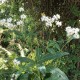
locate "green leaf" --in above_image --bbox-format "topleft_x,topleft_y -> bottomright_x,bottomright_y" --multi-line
48,40 -> 60,51
16,57 -> 35,63
17,73 -> 29,80
67,20 -> 76,26
36,48 -> 42,60
70,5 -> 80,17
46,68 -> 69,80
38,52 -> 69,63
47,48 -> 56,54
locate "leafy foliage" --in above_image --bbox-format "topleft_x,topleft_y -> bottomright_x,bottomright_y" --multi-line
0,0 -> 80,80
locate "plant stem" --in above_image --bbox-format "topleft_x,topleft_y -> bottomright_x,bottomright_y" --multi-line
61,38 -> 72,51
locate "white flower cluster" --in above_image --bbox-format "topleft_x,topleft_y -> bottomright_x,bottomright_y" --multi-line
66,26 -> 80,39
0,18 -> 16,29
0,0 -> 7,5
16,20 -> 23,26
19,7 -> 24,12
15,7 -> 26,26
13,59 -> 20,65
41,14 -> 62,27
20,14 -> 26,19
19,7 -> 26,20
11,73 -> 20,80
0,5 -> 27,29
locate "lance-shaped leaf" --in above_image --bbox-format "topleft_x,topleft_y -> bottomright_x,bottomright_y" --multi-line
36,48 -> 42,60
46,68 -> 69,80
16,57 -> 35,63
38,52 -> 69,64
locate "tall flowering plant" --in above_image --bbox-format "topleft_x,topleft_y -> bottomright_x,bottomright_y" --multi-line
0,0 -> 80,80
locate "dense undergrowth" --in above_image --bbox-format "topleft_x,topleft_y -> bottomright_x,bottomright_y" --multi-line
0,0 -> 80,80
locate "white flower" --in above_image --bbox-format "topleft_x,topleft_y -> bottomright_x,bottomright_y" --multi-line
1,19 -> 6,22
41,14 -> 62,29
0,18 -> 16,29
0,19 -> 6,26
41,15 -> 49,22
52,15 -> 58,21
66,26 -> 80,39
5,23 -> 14,28
13,59 -> 20,65
45,22 -> 52,27
19,7 -> 24,12
65,26 -> 71,31
11,73 -> 20,80
73,33 -> 79,39
47,18 -> 52,22
66,26 -> 74,36
74,28 -> 79,33
11,73 -> 15,78
52,14 -> 60,21
51,17 -> 55,23
67,30 -> 74,37
55,21 -> 62,27
41,16 -> 53,27
7,17 -> 12,23
16,20 -> 23,25
20,14 -> 26,19
0,0 -> 7,4
56,14 -> 60,19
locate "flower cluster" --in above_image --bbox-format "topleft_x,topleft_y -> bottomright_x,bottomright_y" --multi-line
11,73 -> 20,80
20,14 -> 26,20
0,18 -> 16,29
0,6 -> 27,29
0,0 -> 7,5
65,26 -> 80,39
19,7 -> 26,20
16,20 -> 23,26
19,7 -> 24,12
15,7 -> 26,26
41,14 -> 62,28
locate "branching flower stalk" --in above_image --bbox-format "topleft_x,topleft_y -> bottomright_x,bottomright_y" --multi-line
61,37 -> 73,51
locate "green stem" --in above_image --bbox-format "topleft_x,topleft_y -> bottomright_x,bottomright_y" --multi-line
61,38 -> 72,51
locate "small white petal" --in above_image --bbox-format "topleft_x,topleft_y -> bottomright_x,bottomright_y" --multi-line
20,14 -> 26,19
56,21 -> 62,27
73,33 -> 79,39
19,7 -> 24,12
